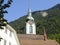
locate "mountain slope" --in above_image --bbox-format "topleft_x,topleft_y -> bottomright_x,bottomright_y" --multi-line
9,4 -> 60,34
9,4 -> 60,43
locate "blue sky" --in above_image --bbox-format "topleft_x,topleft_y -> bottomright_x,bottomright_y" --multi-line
4,0 -> 60,22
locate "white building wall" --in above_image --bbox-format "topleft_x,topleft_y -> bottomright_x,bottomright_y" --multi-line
0,26 -> 20,45
26,23 -> 36,34
26,23 -> 30,34
32,23 -> 36,34
0,39 -> 4,45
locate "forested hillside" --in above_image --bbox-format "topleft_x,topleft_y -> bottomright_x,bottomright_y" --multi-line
9,4 -> 60,43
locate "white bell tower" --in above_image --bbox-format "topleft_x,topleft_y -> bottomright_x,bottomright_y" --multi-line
26,0 -> 36,34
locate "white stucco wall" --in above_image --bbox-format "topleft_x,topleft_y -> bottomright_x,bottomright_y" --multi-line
0,25 -> 20,45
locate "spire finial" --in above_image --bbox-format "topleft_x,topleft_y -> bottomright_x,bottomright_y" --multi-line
28,0 -> 32,17
28,0 -> 30,11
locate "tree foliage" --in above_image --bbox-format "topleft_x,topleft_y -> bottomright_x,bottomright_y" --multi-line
0,0 -> 13,29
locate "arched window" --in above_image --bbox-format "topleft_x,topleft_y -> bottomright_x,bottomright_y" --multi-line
29,25 -> 33,33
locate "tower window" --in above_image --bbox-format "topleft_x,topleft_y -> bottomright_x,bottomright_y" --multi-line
4,40 -> 6,45
10,31 -> 12,37
29,25 -> 33,33
9,42 -> 11,45
5,27 -> 7,34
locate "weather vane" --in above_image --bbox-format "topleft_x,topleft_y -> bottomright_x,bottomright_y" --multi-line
0,0 -> 13,29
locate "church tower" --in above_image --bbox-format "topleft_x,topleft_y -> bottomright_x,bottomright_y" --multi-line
26,0 -> 36,34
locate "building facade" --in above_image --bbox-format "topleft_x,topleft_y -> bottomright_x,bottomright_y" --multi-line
0,24 -> 20,45
26,9 -> 36,34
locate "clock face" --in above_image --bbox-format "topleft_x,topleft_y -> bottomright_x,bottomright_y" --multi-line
28,20 -> 33,25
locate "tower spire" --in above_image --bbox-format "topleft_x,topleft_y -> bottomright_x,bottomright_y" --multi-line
28,0 -> 32,17
26,0 -> 36,34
